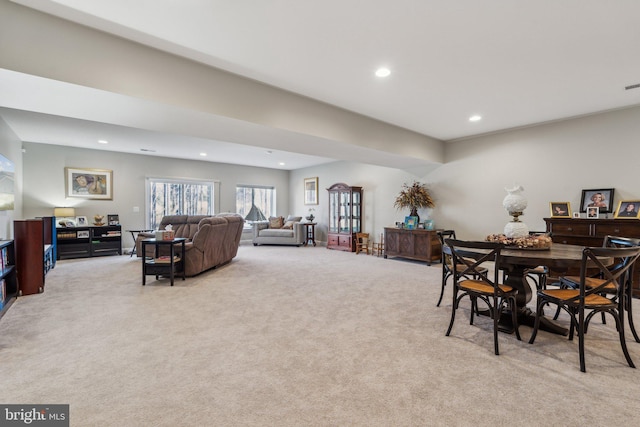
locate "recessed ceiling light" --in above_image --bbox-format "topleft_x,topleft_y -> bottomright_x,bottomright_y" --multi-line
375,67 -> 391,78
279,162 -> 285,166
199,152 -> 207,157
98,139 -> 108,144
469,115 -> 482,122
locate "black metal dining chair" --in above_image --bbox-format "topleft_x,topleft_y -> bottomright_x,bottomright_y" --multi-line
436,230 -> 488,307
556,235 -> 640,342
444,238 -> 521,355
529,245 -> 640,372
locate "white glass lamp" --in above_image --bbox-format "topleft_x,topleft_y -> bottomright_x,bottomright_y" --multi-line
503,185 -> 529,238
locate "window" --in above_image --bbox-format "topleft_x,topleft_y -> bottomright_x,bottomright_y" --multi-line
146,178 -> 214,229
236,185 -> 275,222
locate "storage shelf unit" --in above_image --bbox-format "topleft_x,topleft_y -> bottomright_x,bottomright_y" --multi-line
57,225 -> 122,259
0,240 -> 18,319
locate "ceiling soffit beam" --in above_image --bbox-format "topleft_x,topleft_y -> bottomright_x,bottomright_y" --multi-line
0,0 -> 444,166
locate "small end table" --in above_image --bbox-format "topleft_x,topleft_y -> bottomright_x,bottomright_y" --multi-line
141,237 -> 187,286
302,222 -> 317,246
127,229 -> 153,257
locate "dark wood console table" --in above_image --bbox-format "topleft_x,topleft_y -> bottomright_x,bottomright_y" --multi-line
384,227 -> 441,265
545,217 -> 640,297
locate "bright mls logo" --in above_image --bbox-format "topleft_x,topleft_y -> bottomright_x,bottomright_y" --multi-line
1,405 -> 69,426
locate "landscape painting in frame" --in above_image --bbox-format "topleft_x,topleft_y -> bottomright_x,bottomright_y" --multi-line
0,153 -> 15,211
65,167 -> 113,200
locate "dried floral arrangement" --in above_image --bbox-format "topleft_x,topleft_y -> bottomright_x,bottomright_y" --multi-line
486,233 -> 553,250
393,181 -> 435,211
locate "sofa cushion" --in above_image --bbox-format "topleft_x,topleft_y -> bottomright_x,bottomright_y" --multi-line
269,216 -> 284,229
283,216 -> 302,229
259,228 -> 294,238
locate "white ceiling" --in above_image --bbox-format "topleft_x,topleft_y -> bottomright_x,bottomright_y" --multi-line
3,0 -> 640,170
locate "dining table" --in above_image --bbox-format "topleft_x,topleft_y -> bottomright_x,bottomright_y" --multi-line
449,242 -> 614,336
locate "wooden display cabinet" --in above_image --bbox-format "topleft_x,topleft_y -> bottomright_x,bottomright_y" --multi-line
327,183 -> 363,252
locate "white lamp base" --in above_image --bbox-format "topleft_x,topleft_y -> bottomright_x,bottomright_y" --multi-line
504,221 -> 529,239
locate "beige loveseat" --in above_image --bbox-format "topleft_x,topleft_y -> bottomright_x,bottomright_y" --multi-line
252,215 -> 304,246
136,213 -> 244,276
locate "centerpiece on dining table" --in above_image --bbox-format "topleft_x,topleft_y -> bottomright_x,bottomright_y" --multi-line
485,184 -> 552,250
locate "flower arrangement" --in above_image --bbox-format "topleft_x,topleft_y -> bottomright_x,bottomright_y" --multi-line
486,233 -> 552,249
394,181 -> 435,214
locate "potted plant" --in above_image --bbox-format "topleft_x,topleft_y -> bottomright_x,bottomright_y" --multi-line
394,181 -> 435,223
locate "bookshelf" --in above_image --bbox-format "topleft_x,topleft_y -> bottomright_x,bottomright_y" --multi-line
0,240 -> 17,319
57,225 -> 122,259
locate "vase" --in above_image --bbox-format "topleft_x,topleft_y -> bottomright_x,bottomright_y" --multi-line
409,207 -> 420,223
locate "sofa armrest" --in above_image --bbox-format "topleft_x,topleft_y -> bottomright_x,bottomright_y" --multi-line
191,224 -> 211,250
252,221 -> 269,238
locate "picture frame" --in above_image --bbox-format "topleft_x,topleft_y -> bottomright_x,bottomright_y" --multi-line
424,219 -> 434,230
572,212 -> 580,219
75,216 -> 88,226
77,230 -> 90,239
65,167 -> 113,200
613,200 -> 640,219
580,188 -> 614,213
404,215 -> 418,230
550,202 -> 571,218
587,206 -> 599,219
108,214 -> 120,225
304,177 -> 318,205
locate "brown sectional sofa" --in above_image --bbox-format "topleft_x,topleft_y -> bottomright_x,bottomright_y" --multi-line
135,213 -> 244,276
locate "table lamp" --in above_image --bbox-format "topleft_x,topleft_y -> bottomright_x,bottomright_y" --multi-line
54,207 -> 76,227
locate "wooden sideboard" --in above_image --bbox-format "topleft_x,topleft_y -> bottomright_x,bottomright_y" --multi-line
384,227 -> 441,265
544,217 -> 640,297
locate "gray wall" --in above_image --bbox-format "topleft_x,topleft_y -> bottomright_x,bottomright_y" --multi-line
0,117 -> 23,239
290,105 -> 640,243
15,104 -> 640,249
22,142 -> 290,249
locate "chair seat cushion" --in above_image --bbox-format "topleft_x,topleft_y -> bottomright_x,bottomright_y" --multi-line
540,289 -> 613,306
459,279 -> 513,295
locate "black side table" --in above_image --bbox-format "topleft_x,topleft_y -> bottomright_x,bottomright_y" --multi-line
302,222 -> 317,246
127,229 -> 153,257
141,237 -> 187,286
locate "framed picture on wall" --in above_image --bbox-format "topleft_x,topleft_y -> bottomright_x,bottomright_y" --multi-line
580,188 -> 614,213
550,202 -> 571,218
65,167 -> 113,200
304,177 -> 318,205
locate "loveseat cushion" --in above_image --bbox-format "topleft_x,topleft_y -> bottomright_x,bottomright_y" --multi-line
269,216 -> 284,228
283,216 -> 302,229
259,228 -> 295,238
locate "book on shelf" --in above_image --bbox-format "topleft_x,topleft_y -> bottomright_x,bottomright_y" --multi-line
0,279 -> 5,306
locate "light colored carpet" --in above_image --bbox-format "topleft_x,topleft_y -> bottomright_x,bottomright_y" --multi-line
1,244 -> 639,426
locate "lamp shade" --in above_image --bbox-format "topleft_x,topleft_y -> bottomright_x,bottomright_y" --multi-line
54,207 -> 76,218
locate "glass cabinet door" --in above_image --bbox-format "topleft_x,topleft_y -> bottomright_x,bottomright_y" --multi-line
340,191 -> 351,233
329,191 -> 339,232
352,191 -> 361,233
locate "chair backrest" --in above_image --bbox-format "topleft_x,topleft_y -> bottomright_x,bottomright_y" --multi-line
577,246 -> 640,300
444,238 -> 504,294
437,230 -> 456,265
437,230 -> 456,246
603,235 -> 640,248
